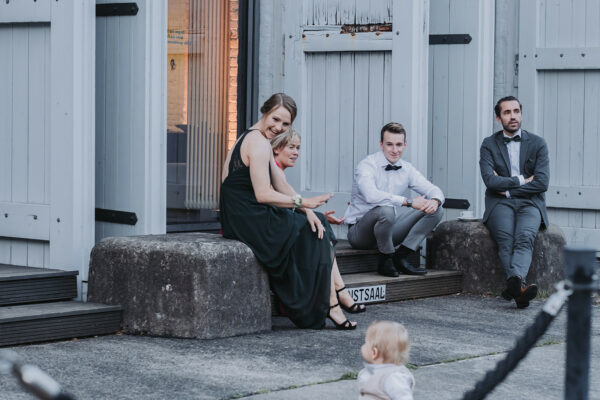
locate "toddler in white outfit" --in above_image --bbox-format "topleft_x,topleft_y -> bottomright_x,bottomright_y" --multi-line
358,321 -> 415,400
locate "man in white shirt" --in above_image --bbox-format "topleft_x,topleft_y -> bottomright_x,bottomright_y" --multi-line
344,123 -> 444,277
479,96 -> 549,308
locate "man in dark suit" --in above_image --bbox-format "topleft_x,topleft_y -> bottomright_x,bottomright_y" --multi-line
479,96 -> 549,308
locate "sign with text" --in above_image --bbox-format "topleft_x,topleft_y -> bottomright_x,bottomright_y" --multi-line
347,285 -> 386,304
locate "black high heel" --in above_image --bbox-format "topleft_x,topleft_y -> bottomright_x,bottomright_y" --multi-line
336,286 -> 366,314
328,303 -> 357,330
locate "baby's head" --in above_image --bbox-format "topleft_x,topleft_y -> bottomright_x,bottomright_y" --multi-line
361,321 -> 410,366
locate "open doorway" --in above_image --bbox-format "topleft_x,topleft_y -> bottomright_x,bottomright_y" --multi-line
166,0 -> 239,232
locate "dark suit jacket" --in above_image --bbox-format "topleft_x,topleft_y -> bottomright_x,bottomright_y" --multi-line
479,130 -> 550,228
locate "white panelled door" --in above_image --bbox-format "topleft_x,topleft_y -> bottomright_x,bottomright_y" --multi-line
0,2 -> 95,291
519,0 -> 600,247
281,0 -> 429,238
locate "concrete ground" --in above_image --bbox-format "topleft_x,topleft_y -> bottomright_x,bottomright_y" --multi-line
1,294 -> 599,400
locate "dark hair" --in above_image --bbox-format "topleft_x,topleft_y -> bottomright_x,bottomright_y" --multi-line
260,93 -> 298,123
494,96 -> 522,118
380,122 -> 406,142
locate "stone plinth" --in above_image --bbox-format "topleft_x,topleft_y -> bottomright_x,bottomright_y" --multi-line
88,233 -> 271,339
428,221 -> 566,294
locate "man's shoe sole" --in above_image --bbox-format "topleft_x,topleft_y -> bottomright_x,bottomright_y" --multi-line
378,269 -> 399,277
515,284 -> 538,309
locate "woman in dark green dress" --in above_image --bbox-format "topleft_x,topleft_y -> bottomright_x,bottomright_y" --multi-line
220,93 -> 364,329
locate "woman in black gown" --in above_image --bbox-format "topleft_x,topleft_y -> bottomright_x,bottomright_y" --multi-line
220,93 -> 364,329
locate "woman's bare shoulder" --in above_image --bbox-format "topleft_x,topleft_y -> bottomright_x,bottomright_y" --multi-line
242,130 -> 271,153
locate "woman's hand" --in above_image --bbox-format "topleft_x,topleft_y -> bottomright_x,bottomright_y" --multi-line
302,193 -> 333,209
324,210 -> 345,225
305,210 -> 325,239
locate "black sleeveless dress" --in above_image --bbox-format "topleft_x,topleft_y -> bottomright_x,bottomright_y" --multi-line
220,130 -> 336,329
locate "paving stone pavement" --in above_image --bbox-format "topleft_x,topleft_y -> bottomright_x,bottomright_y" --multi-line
1,294 -> 599,399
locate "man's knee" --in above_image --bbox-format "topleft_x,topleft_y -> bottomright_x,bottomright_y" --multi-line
433,206 -> 444,222
374,206 -> 395,223
514,228 -> 538,248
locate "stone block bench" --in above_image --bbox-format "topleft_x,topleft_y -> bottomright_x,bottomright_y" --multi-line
428,220 -> 566,295
87,233 -> 271,339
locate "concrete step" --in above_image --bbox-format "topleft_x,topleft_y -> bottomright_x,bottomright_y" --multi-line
272,269 -> 462,315
342,270 -> 463,304
0,301 -> 122,347
0,264 -> 78,306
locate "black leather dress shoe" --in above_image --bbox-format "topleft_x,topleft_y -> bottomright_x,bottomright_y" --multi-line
506,276 -> 522,299
515,284 -> 538,309
377,255 -> 399,277
395,257 -> 427,275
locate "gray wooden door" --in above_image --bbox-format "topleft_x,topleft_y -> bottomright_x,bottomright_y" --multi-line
519,0 -> 600,247
0,2 -> 95,288
427,0 -> 495,221
281,0 -> 429,237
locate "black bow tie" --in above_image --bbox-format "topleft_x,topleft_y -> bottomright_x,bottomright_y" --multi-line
503,135 -> 521,144
385,164 -> 402,171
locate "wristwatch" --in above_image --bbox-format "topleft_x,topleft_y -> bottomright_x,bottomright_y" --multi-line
405,200 -> 412,208
292,194 -> 303,210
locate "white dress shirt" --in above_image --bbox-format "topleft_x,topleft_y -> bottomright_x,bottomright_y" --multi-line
504,129 -> 525,198
344,151 -> 445,224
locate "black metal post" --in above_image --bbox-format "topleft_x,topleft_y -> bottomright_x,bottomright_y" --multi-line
564,247 -> 597,400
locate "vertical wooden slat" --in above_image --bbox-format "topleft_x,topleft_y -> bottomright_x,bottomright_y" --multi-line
94,17 -> 106,242
353,53 -> 369,168
446,3 -> 465,203
27,27 -> 45,205
338,0 -> 355,25
567,72 -> 584,228
0,25 -> 13,203
382,51 -> 391,124
585,0 -> 600,46
313,0 -> 327,26
459,0 -> 478,221
572,0 -> 586,47
117,16 -> 132,213
12,25 -> 28,203
309,54 -> 326,190
367,52 -> 384,153
325,53 -> 340,192
326,0 -> 340,25
338,52 -> 354,192
10,25 -> 29,266
582,72 -> 600,187
304,0 -> 314,26
355,0 -> 369,25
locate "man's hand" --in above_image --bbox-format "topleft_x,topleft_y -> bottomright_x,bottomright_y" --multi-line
324,211 -> 345,225
411,196 -> 438,215
525,175 -> 534,183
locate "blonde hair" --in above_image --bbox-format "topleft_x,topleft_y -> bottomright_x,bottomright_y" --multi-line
270,128 -> 301,153
366,321 -> 410,365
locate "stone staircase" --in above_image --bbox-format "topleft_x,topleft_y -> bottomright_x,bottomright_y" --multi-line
0,264 -> 122,347
273,240 -> 463,314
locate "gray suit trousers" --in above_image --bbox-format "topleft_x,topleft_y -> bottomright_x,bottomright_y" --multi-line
485,198 -> 542,282
347,205 -> 444,254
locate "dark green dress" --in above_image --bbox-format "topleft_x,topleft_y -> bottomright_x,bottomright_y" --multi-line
220,130 -> 336,329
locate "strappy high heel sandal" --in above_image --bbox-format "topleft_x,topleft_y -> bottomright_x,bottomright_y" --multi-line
328,303 -> 357,330
336,286 -> 366,314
